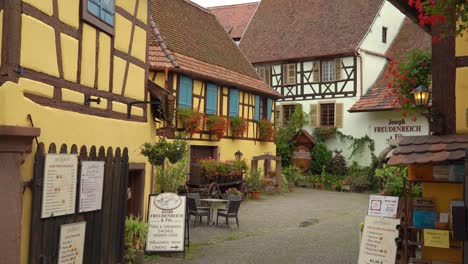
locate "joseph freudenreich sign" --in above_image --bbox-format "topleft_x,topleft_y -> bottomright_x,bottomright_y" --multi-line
146,193 -> 187,252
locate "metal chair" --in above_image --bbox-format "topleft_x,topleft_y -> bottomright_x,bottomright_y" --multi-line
188,192 -> 210,211
216,200 -> 241,228
187,197 -> 210,224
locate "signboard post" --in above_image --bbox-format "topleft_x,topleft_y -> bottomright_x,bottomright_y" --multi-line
146,193 -> 188,254
78,161 -> 105,213
358,216 -> 400,264
57,221 -> 86,264
41,154 -> 78,218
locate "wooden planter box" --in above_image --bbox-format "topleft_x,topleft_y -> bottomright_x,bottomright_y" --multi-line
408,165 -> 433,181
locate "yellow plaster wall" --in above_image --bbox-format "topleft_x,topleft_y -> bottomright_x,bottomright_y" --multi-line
23,0 -> 53,16
91,98 -> 107,110
154,72 -> 166,89
136,0 -> 148,23
98,33 -> 111,91
131,26 -> 147,62
113,101 -> 128,114
57,0 -> 79,29
114,14 -> 132,52
20,14 -> 59,77
60,33 -> 79,82
422,183 -> 463,263
124,63 -> 145,101
456,32 -> 468,133
61,88 -> 84,104
80,24 -> 97,88
0,82 -> 154,264
456,32 -> 468,57
19,78 -> 54,98
113,56 -> 126,95
116,0 -> 136,14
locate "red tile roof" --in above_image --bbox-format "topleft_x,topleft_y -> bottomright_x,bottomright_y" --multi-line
208,2 -> 259,39
349,18 -> 431,113
149,0 -> 281,99
387,134 -> 468,165
239,0 -> 384,64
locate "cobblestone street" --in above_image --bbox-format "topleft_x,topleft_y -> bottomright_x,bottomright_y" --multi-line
146,188 -> 370,264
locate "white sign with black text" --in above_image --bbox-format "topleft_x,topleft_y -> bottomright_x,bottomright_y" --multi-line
146,193 -> 186,253
368,195 -> 399,218
79,161 -> 105,213
58,221 -> 86,264
41,154 -> 78,218
358,216 -> 400,264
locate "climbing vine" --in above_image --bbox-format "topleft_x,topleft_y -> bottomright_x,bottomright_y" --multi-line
313,128 -> 376,159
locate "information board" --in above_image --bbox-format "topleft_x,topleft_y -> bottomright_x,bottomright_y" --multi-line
367,195 -> 399,218
358,216 -> 400,264
146,193 -> 187,253
423,229 -> 450,248
41,154 -> 78,218
79,161 -> 105,213
58,221 -> 86,264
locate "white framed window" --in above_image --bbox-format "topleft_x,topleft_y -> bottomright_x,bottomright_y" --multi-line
282,63 -> 296,85
322,60 -> 335,82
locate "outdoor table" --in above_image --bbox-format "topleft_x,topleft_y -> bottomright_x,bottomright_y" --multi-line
200,198 -> 228,225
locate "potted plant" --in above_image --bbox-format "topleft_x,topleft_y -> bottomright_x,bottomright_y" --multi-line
246,168 -> 263,200
153,154 -> 188,193
206,115 -> 227,140
177,109 -> 203,135
124,216 -> 148,264
283,166 -> 305,190
141,137 -> 187,166
226,187 -> 242,201
230,160 -> 248,181
258,119 -> 274,141
262,177 -> 275,193
230,116 -> 247,137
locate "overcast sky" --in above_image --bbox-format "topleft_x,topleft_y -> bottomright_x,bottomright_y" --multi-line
190,0 -> 258,7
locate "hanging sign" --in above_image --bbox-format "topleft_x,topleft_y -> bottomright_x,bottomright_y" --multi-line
358,216 -> 400,264
423,229 -> 450,248
78,161 -> 105,213
146,193 -> 187,253
41,154 -> 78,218
57,221 -> 86,264
367,195 -> 399,218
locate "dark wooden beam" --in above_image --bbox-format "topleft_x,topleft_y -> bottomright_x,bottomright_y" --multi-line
456,56 -> 468,68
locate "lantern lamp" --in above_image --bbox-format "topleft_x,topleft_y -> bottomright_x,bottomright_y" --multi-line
234,150 -> 243,161
411,85 -> 430,107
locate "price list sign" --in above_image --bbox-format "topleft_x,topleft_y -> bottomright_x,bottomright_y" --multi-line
358,216 -> 400,264
58,222 -> 86,264
41,154 -> 78,218
146,193 -> 187,253
79,161 -> 105,213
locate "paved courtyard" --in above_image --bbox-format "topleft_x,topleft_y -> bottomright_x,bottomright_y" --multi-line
146,188 -> 370,264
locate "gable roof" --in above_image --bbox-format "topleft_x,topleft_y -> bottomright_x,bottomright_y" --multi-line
349,18 -> 431,112
208,2 -> 259,40
239,0 -> 384,64
149,0 -> 281,99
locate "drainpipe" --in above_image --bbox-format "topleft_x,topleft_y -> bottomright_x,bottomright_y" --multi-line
355,50 -> 364,97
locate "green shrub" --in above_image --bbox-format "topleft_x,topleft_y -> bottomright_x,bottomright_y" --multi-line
283,166 -> 305,186
329,150 -> 347,176
281,174 -> 289,193
153,154 -> 188,193
310,142 -> 332,174
345,161 -> 372,192
246,168 -> 263,192
124,216 -> 148,263
376,164 -> 421,197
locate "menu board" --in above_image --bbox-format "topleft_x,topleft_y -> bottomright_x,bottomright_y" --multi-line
41,154 -> 78,218
368,195 -> 399,218
358,216 -> 400,264
79,161 -> 105,213
58,222 -> 86,264
146,193 -> 186,253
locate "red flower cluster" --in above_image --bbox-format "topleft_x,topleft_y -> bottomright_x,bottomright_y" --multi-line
206,116 -> 227,140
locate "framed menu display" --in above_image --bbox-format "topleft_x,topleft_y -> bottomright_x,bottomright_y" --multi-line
78,161 -> 105,213
58,222 -> 86,264
41,154 -> 78,218
358,216 -> 400,264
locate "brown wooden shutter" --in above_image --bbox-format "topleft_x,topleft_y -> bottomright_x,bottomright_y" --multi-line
282,64 -> 287,85
335,59 -> 341,80
266,67 -> 271,86
310,104 -> 319,127
288,64 -> 296,84
335,103 -> 344,128
276,105 -> 284,128
313,61 -> 320,82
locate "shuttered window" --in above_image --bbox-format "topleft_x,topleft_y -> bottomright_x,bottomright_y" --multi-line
322,60 -> 335,82
258,67 -> 271,86
282,64 -> 296,85
87,0 -> 115,26
254,95 -> 260,121
310,102 -> 344,128
205,83 -> 218,115
228,89 -> 239,117
178,76 -> 192,109
283,105 -> 295,126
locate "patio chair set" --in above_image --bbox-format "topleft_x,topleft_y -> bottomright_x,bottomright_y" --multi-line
187,193 -> 241,227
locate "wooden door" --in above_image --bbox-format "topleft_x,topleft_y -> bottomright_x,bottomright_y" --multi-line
189,146 -> 217,185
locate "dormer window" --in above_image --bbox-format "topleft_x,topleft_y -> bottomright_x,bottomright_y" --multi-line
382,27 -> 388,43
82,0 -> 115,35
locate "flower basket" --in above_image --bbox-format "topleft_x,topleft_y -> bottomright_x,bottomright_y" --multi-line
141,138 -> 187,166
177,109 -> 203,134
206,115 -> 227,140
230,116 -> 247,138
258,119 -> 274,141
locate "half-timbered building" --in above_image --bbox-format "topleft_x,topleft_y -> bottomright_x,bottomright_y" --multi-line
148,0 -> 281,177
0,0 -> 153,262
238,0 -> 429,164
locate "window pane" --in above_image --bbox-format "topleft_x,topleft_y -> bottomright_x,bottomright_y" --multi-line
102,11 -> 114,26
102,0 -> 115,12
88,0 -> 100,17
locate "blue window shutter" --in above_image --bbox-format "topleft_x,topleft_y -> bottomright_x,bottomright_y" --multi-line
229,89 -> 239,117
266,99 -> 272,121
254,95 -> 260,121
206,83 -> 218,115
178,76 -> 192,109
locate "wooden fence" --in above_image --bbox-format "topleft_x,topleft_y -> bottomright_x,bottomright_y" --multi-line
29,143 -> 129,264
